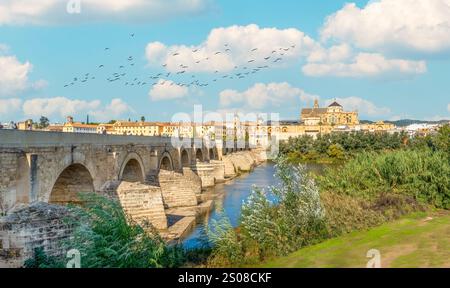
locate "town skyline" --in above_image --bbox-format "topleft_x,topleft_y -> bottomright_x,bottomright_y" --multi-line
1,0 -> 450,123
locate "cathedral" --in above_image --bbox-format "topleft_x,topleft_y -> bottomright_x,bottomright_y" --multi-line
301,99 -> 359,126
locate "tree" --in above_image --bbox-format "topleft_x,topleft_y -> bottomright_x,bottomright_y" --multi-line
140,116 -> 146,122
38,116 -> 49,129
327,144 -> 345,160
433,124 -> 450,155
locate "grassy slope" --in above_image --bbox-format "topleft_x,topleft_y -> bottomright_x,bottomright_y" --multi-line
261,211 -> 450,268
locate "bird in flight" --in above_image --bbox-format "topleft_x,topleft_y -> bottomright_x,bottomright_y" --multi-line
248,60 -> 255,63
130,33 -> 135,37
251,48 -> 258,52
173,52 -> 180,56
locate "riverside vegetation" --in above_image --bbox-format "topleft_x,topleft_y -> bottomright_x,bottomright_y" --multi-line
203,125 -> 449,267
25,125 -> 449,268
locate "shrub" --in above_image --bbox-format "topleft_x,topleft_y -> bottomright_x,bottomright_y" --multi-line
60,193 -> 185,268
318,148 -> 450,209
205,213 -> 246,267
206,157 -> 328,266
24,247 -> 65,268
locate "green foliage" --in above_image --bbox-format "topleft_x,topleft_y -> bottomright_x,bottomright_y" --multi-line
24,248 -> 65,268
433,124 -> 450,155
280,131 -> 407,163
206,213 -> 245,267
318,149 -> 450,209
38,116 -> 50,129
61,193 -> 185,268
327,144 -> 345,160
206,157 -> 327,266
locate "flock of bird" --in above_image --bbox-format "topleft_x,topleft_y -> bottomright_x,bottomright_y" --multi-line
63,33 -> 296,89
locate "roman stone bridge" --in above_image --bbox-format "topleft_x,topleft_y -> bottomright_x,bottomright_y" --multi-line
0,129 -> 267,267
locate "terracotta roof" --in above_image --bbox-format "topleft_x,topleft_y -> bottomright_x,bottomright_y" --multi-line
301,108 -> 328,118
65,123 -> 98,129
114,122 -> 163,127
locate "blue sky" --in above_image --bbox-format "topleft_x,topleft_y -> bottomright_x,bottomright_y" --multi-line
0,0 -> 449,123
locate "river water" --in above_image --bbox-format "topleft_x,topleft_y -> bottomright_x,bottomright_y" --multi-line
182,162 -> 278,248
182,162 -> 327,248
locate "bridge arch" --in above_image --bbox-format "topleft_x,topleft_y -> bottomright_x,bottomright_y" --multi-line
180,149 -> 190,168
160,152 -> 174,171
49,163 -> 94,205
119,153 -> 145,183
195,148 -> 204,162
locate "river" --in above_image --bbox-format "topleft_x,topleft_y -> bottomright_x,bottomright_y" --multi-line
182,162 -> 327,249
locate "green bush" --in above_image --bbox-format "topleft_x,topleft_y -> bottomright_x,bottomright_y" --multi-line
24,247 -> 65,268
318,148 -> 450,209
60,193 -> 185,268
206,157 -> 328,266
280,131 -> 407,163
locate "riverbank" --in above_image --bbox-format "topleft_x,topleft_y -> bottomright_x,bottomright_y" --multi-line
259,211 -> 450,268
161,149 -> 269,244
182,161 -> 277,248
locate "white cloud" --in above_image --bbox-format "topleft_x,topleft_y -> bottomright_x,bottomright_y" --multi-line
423,115 -> 450,121
0,98 -> 22,117
302,52 -> 427,77
93,98 -> 134,121
0,55 -> 32,96
148,79 -> 189,101
31,79 -> 49,90
321,0 -> 450,54
0,0 -> 211,25
22,97 -> 133,121
324,97 -> 391,116
219,82 -> 318,110
0,43 -> 9,54
146,24 -> 318,73
307,43 -> 352,63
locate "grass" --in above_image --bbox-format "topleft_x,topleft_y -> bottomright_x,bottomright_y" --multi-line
260,211 -> 450,268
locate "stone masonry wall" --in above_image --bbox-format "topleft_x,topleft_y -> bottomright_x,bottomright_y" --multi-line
182,168 -> 203,195
0,152 -> 19,215
0,202 -> 72,268
115,182 -> 168,230
191,163 -> 215,189
159,171 -> 199,208
222,156 -> 237,178
210,160 -> 225,183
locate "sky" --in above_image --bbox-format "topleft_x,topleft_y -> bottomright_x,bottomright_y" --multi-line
0,0 -> 449,123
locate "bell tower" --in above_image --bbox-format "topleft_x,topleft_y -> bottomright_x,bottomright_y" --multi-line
313,99 -> 319,109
